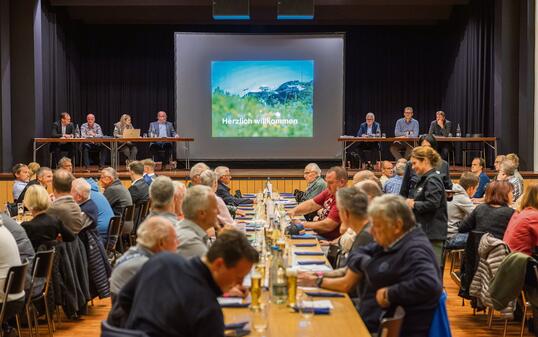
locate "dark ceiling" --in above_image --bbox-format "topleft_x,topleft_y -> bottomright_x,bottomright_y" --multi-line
49,0 -> 470,25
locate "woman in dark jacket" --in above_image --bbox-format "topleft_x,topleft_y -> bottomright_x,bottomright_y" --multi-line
405,146 -> 448,264
21,184 -> 75,250
400,134 -> 452,198
458,180 -> 514,239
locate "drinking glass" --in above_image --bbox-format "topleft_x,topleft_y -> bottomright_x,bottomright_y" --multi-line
382,133 -> 386,138
252,301 -> 269,336
17,203 -> 24,221
142,133 -> 147,138
297,292 -> 314,325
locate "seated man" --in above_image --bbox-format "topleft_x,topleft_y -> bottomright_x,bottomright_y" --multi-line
110,230 -> 258,337
471,157 -> 490,198
100,167 -> 133,216
215,166 -> 253,206
497,160 -> 523,201
389,106 -> 419,160
353,112 -> 381,168
348,194 -> 442,335
146,176 -> 180,228
47,169 -> 83,234
86,178 -> 114,243
51,112 -> 75,165
12,163 -> 30,201
379,161 -> 393,187
383,161 -> 406,195
16,166 -> 53,204
141,158 -> 157,185
148,111 -> 178,165
295,163 -> 326,221
506,153 -> 524,192
176,185 -> 218,258
428,110 -> 452,159
127,161 -> 149,205
288,166 -> 348,241
80,113 -> 107,169
57,156 -> 73,173
189,162 -> 210,186
71,178 -> 99,232
109,216 -> 177,298
446,172 -> 478,248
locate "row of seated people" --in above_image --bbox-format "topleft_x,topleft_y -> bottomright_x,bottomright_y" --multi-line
50,111 -> 180,169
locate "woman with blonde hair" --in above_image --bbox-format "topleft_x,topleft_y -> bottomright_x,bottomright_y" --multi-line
113,114 -> 138,162
405,146 -> 447,263
503,184 -> 538,255
27,162 -> 40,181
21,185 -> 74,249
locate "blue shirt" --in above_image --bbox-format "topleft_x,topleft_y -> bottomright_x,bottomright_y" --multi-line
158,123 -> 167,137
383,175 -> 404,194
472,171 -> 490,198
394,118 -> 419,137
86,178 -> 114,242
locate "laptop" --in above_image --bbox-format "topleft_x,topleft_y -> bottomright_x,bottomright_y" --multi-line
122,129 -> 141,138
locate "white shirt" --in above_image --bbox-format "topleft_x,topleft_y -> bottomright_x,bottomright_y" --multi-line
0,225 -> 24,302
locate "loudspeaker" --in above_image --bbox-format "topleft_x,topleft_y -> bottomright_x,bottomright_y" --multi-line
277,0 -> 314,20
212,0 -> 250,20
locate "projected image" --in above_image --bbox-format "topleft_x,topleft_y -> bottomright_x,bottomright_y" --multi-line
211,60 -> 314,137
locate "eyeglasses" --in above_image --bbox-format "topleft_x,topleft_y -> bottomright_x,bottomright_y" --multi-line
303,171 -> 314,175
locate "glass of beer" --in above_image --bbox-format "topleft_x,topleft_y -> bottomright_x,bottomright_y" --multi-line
17,203 -> 24,222
287,268 -> 298,307
250,272 -> 262,310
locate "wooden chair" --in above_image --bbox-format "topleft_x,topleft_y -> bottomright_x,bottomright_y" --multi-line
378,306 -> 405,337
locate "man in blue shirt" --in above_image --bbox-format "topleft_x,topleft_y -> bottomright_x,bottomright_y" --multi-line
471,157 -> 490,198
352,112 -> 381,169
383,161 -> 406,194
148,111 -> 178,166
86,177 -> 114,242
390,106 -> 419,160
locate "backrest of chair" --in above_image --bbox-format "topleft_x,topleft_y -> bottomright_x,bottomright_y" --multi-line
121,205 -> 136,235
101,320 -> 149,337
379,306 -> 405,337
106,216 -> 122,252
3,262 -> 29,295
28,249 -> 55,302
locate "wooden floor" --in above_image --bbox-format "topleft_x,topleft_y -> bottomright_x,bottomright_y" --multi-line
24,263 -> 531,337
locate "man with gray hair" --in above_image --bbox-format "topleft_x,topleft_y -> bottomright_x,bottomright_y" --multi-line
16,166 -> 53,204
47,169 -> 83,234
57,157 -> 73,173
147,176 -> 179,228
172,181 -> 187,220
189,162 -> 210,186
215,166 -> 253,206
100,167 -> 133,216
383,161 -> 406,194
352,112 -> 381,169
71,178 -> 99,231
497,160 -> 523,201
296,163 -> 326,202
176,185 -> 218,258
109,216 -> 178,298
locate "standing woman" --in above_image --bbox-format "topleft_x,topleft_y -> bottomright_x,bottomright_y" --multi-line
405,146 -> 448,263
113,114 -> 138,163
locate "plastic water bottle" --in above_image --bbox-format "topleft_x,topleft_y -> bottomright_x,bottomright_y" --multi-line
375,128 -> 381,138
74,124 -> 80,138
456,124 -> 462,137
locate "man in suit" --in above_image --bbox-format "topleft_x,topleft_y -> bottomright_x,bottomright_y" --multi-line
100,167 -> 133,216
148,111 -> 178,165
352,112 -> 381,169
127,161 -> 149,205
51,112 -> 75,166
142,159 -> 157,185
46,169 -> 83,234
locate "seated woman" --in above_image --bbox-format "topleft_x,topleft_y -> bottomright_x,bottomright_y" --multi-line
199,170 -> 238,230
348,194 -> 442,336
504,184 -> 538,255
113,114 -> 138,163
458,180 -> 515,239
21,185 -> 75,250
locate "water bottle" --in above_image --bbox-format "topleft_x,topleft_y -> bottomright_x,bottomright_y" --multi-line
74,124 -> 80,138
270,247 -> 288,304
456,124 -> 462,137
375,128 -> 381,138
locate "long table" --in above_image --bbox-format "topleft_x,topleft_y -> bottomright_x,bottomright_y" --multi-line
338,136 -> 498,167
226,193 -> 371,337
33,137 -> 194,170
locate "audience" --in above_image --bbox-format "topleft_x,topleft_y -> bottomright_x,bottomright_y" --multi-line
86,178 -> 114,242
503,184 -> 538,256
289,166 -> 347,241
112,230 -> 258,337
47,169 -> 83,234
100,167 -> 133,216
189,162 -> 210,187
146,176 -> 180,228
348,194 -> 442,336
470,157 -> 490,199
80,113 -> 107,169
113,114 -> 138,162
497,160 -> 523,201
0,223 -> 25,323
27,162 -> 40,181
390,106 -> 419,160
506,153 -> 524,184
215,166 -> 253,206
379,161 -> 393,187
141,159 -> 156,185
12,163 -> 30,201
446,172 -> 478,248
57,156 -> 73,172
109,216 -> 177,297
127,161 -> 149,205
71,178 -> 99,231
172,181 -> 187,220
21,184 -> 74,250
458,180 -> 515,239
405,146 -> 448,263
176,185 -> 218,258
383,161 -> 405,195
200,170 -> 235,228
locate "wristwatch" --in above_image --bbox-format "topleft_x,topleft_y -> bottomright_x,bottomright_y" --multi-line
315,275 -> 324,288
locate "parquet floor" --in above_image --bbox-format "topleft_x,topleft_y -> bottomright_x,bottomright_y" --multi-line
30,264 -> 534,337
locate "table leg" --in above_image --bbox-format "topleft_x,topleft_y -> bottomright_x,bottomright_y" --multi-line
185,142 -> 190,170
33,141 -> 37,162
342,141 -> 346,167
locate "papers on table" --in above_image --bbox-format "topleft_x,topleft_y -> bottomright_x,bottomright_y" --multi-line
302,300 -> 334,309
296,264 -> 332,272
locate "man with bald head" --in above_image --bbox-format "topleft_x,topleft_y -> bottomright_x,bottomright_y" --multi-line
81,113 -> 107,169
148,111 -> 178,165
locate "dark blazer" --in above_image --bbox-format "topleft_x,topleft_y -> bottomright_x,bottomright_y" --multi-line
356,122 -> 381,137
428,120 -> 452,136
51,121 -> 75,138
400,160 -> 452,199
104,179 -> 133,216
412,169 -> 448,241
216,181 -> 253,206
21,212 -> 75,250
148,121 -> 177,138
16,179 -> 40,204
128,179 -> 149,205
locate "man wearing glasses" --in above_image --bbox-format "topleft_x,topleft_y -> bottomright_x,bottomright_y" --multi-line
215,166 -> 253,206
295,163 -> 327,221
379,161 -> 394,187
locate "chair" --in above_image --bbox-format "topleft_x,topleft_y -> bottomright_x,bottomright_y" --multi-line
428,291 -> 452,337
0,262 -> 29,337
131,200 -> 150,245
101,320 -> 149,337
26,249 -> 56,337
120,205 -> 136,250
378,306 -> 405,337
105,216 -> 123,265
